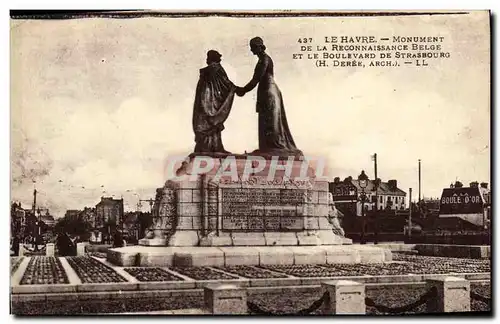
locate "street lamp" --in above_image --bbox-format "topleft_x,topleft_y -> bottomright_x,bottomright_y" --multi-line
358,170 -> 369,244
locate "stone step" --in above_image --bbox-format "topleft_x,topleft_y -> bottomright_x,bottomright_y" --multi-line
107,244 -> 390,267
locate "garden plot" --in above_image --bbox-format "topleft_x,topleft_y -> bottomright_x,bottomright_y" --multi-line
124,267 -> 184,282
170,267 -> 239,280
214,265 -> 290,279
258,264 -> 353,277
66,256 -> 127,283
20,257 -> 68,285
392,253 -> 490,274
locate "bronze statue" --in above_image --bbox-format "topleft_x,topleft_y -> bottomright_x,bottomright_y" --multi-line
237,37 -> 302,156
193,50 -> 236,154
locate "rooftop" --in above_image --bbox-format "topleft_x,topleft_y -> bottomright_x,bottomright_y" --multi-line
97,197 -> 124,205
339,179 -> 406,196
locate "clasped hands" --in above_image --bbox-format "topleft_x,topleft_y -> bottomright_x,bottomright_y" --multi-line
235,86 -> 246,97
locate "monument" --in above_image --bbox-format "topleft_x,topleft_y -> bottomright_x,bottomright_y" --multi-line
138,155 -> 350,248
108,38 -> 390,267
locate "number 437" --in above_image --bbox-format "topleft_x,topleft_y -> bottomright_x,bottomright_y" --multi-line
298,38 -> 313,43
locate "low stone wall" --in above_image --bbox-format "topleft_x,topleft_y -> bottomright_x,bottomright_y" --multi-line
409,233 -> 490,246
346,232 -> 490,246
107,245 -> 391,267
366,243 -> 416,252
415,244 -> 490,259
116,276 -> 482,315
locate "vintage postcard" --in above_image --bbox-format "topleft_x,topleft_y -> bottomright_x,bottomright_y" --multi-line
10,10 -> 491,315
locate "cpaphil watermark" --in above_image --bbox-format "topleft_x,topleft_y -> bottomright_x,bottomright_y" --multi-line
163,155 -> 330,182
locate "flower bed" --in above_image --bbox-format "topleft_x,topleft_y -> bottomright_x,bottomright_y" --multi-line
261,254 -> 491,277
66,256 -> 126,283
20,257 -> 69,285
215,266 -> 289,279
11,257 -> 24,275
392,253 -> 490,274
124,268 -> 183,282
258,264 -> 352,277
323,263 -> 413,276
170,267 -> 239,280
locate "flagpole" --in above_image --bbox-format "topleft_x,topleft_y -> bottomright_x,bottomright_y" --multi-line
418,159 -> 421,204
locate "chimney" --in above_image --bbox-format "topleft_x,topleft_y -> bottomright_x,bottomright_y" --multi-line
388,179 -> 397,190
480,182 -> 488,189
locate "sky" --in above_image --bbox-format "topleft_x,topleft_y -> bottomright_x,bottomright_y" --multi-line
10,12 -> 490,218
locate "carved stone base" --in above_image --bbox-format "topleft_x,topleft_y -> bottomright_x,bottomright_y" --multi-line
108,245 -> 391,267
199,232 -> 233,246
167,230 -> 199,247
342,237 -> 353,245
144,154 -> 350,248
295,230 -> 347,245
138,238 -> 167,246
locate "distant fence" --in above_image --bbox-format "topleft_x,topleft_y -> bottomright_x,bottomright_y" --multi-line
407,232 -> 490,245
346,232 -> 490,245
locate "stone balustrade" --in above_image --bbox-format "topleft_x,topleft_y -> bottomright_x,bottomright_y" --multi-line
201,276 -> 475,315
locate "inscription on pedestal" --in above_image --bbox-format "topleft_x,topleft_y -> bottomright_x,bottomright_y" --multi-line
204,185 -> 219,233
221,188 -> 306,231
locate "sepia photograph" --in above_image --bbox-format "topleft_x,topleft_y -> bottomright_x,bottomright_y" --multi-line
9,9 -> 491,316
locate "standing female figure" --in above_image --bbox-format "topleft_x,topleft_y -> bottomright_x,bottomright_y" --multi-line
237,37 -> 302,156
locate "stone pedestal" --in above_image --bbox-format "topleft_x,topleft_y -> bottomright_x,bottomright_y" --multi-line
140,155 -> 351,247
322,280 -> 366,315
426,277 -> 471,313
204,284 -> 247,315
108,154 -> 395,268
108,245 -> 389,267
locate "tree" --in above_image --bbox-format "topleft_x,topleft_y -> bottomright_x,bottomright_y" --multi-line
11,202 -> 21,237
54,216 -> 91,239
54,218 -> 67,234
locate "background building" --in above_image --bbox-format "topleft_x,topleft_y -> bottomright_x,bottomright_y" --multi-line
64,210 -> 80,223
439,181 -> 490,228
40,211 -> 55,228
329,177 -> 407,217
95,197 -> 124,242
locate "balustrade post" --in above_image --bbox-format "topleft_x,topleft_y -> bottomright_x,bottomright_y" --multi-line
322,280 -> 366,314
426,276 -> 470,313
204,284 -> 247,315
